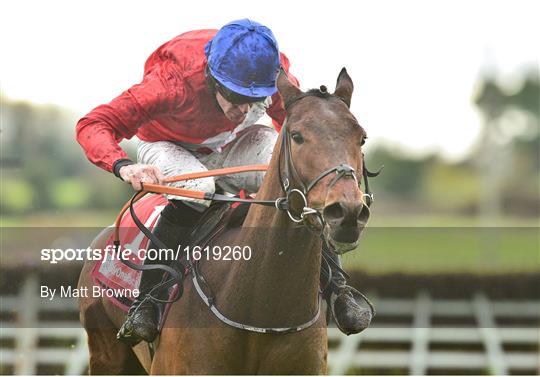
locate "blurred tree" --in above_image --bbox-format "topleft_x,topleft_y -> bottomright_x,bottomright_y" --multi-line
422,163 -> 480,212
366,145 -> 437,199
473,68 -> 539,218
508,70 -> 540,171
0,98 -> 132,215
0,178 -> 35,212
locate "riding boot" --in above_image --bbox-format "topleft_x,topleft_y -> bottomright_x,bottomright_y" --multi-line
321,252 -> 373,335
117,200 -> 203,345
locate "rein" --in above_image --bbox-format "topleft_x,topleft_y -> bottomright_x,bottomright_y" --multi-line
113,165 -> 282,244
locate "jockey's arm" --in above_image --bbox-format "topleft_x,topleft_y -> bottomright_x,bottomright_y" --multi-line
76,67 -> 183,189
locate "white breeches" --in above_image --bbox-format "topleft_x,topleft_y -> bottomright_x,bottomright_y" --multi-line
137,124 -> 278,208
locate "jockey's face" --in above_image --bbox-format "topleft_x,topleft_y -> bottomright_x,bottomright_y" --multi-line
215,91 -> 250,124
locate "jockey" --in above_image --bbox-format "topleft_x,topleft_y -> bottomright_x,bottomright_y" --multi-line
76,19 -> 367,345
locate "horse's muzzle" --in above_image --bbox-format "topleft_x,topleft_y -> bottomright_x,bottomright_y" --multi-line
322,201 -> 370,254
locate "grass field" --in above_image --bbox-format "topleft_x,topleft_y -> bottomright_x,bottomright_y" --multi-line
2,211 -> 538,274
342,225 -> 539,274
342,215 -> 539,274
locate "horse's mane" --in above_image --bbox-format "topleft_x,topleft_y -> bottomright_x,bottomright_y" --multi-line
284,86 -> 343,111
305,87 -> 333,100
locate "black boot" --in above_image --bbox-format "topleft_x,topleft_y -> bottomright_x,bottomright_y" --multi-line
117,200 -> 202,345
321,252 -> 373,335
117,258 -> 166,345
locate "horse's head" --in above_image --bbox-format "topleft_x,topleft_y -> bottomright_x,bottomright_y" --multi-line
277,68 -> 371,254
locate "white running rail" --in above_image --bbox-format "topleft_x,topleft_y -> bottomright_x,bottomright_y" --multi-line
1,276 -> 539,375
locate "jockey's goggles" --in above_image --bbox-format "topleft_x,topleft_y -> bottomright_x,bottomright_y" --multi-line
208,71 -> 266,105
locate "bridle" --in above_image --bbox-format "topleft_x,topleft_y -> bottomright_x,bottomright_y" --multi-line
277,86 -> 380,228
116,87 -> 381,335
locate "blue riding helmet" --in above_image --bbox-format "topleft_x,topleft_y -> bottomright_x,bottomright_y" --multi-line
205,19 -> 280,98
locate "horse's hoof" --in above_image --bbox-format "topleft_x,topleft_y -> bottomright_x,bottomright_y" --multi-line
331,287 -> 373,335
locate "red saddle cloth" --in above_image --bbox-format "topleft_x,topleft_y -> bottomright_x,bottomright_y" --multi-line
92,194 -> 169,312
92,191 -> 250,319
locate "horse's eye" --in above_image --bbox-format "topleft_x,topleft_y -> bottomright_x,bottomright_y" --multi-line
291,132 -> 304,144
360,138 -> 366,146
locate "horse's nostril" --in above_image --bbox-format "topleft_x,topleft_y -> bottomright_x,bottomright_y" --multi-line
323,202 -> 345,222
357,204 -> 370,224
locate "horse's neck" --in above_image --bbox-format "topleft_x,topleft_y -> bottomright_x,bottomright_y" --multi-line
217,139 -> 322,327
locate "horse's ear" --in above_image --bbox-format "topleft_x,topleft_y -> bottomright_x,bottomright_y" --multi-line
334,67 -> 354,107
277,68 -> 302,105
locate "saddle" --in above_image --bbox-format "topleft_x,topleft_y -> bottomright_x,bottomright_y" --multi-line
189,199 -> 251,247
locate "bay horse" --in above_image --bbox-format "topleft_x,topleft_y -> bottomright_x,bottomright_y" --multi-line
78,68 -> 372,374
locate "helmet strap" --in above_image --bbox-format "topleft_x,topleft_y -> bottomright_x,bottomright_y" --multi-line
205,64 -> 226,114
